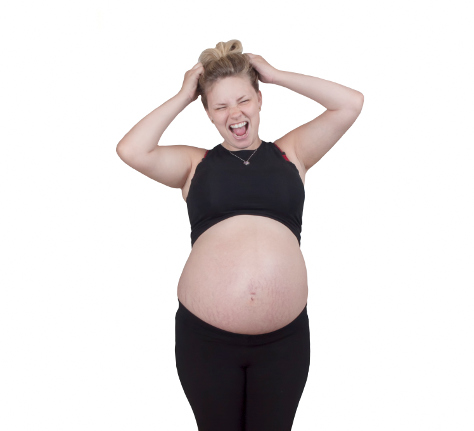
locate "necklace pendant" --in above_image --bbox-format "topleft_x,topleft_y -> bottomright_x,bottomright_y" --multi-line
244,161 -> 250,165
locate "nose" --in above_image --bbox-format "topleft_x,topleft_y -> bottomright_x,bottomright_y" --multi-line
229,104 -> 243,118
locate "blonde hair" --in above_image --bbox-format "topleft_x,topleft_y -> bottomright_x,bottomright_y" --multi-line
197,39 -> 259,111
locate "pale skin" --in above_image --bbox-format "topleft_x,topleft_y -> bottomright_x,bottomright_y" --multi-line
116,53 -> 364,203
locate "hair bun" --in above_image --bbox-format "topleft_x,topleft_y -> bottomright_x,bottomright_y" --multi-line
196,39 -> 258,111
198,39 -> 243,67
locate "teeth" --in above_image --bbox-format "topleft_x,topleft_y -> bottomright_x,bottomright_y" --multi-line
230,121 -> 247,128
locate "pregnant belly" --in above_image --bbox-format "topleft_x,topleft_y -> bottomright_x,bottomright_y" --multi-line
177,215 -> 308,335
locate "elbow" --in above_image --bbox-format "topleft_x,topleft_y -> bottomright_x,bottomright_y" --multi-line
116,142 -> 124,158
116,140 -> 130,155
349,92 -> 364,112
116,141 -> 131,162
342,92 -> 364,113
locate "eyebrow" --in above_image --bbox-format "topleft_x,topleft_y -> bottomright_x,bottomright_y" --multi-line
214,95 -> 248,107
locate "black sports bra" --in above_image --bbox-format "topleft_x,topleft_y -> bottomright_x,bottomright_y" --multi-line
186,140 -> 305,248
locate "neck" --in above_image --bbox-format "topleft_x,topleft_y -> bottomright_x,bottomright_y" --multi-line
222,137 -> 262,152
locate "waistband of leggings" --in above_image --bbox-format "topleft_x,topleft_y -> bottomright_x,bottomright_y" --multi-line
176,299 -> 308,346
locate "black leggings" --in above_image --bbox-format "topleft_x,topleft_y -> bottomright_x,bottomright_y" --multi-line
175,300 -> 311,431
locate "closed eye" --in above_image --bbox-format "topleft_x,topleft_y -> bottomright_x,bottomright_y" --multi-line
216,100 -> 248,110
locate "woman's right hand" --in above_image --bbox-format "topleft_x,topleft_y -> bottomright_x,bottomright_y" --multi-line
178,62 -> 204,103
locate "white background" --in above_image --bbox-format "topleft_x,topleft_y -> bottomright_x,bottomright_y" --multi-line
1,1 -> 473,430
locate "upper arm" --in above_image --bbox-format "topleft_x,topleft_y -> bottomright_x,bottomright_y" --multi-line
116,143 -> 204,189
278,96 -> 364,173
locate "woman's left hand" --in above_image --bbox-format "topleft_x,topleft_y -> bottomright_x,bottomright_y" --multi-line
246,53 -> 280,84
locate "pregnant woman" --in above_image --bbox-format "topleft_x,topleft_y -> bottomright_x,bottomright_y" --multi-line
116,39 -> 363,431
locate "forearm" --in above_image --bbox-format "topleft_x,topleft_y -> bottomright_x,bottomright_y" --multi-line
117,91 -> 191,155
273,70 -> 363,111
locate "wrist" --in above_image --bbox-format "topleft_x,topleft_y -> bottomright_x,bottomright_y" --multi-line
175,91 -> 193,107
271,69 -> 286,86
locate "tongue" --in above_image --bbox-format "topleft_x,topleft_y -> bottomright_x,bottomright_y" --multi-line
232,124 -> 247,136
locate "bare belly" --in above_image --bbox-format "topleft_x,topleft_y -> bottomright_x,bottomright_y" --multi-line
177,215 -> 308,335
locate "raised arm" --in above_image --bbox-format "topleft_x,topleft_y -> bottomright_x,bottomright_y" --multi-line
247,53 -> 364,173
116,62 -> 205,189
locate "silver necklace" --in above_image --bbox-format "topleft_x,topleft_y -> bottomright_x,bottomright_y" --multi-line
224,141 -> 262,165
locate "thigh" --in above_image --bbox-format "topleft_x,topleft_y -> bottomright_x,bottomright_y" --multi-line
245,321 -> 311,431
175,318 -> 246,431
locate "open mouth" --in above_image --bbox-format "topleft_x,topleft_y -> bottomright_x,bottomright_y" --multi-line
229,121 -> 249,140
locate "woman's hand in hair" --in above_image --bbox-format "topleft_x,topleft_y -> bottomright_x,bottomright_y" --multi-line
246,53 -> 279,85
178,62 -> 204,104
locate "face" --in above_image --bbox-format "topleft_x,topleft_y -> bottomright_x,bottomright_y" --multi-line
205,75 -> 262,151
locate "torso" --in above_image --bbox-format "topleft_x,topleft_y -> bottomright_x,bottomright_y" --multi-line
177,138 -> 308,335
